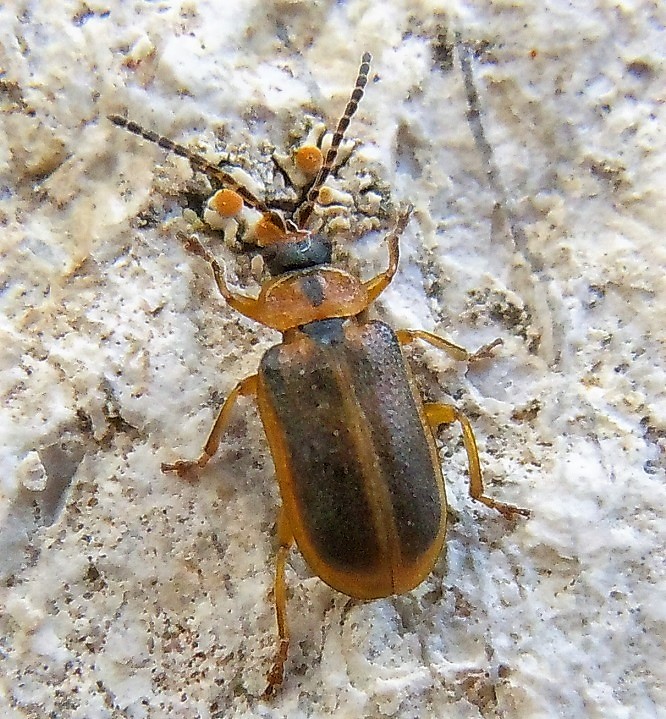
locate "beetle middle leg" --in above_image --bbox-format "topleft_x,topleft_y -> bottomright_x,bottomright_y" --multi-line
161,374 -> 258,477
424,403 -> 530,519
263,506 -> 294,699
396,328 -> 502,362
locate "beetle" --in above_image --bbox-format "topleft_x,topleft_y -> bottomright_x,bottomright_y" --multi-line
109,52 -> 529,697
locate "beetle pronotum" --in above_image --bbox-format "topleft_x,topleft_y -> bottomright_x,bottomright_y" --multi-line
110,52 -> 529,697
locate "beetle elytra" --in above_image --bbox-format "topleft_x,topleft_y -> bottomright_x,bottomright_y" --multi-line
110,52 -> 529,697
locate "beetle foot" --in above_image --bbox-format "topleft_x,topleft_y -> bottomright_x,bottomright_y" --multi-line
498,502 -> 531,520
161,458 -> 203,480
176,232 -> 210,261
395,203 -> 414,228
477,496 -> 531,520
470,338 -> 503,362
262,638 -> 289,699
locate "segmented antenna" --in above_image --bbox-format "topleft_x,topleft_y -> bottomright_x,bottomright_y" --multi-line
294,52 -> 371,228
108,114 -> 270,214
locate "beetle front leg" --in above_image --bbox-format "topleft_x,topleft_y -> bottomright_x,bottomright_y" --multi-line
362,209 -> 412,305
424,403 -> 530,519
177,233 -> 268,324
161,374 -> 258,478
263,507 -> 294,699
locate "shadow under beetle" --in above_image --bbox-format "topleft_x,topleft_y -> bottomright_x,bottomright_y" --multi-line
109,52 -> 529,697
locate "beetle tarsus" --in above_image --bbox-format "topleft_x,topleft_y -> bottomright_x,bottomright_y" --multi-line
161,457 -> 206,480
177,232 -> 209,259
470,337 -> 503,361
263,638 -> 290,699
475,496 -> 531,520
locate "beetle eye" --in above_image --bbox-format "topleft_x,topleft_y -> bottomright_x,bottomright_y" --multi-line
294,145 -> 323,176
209,188 -> 244,217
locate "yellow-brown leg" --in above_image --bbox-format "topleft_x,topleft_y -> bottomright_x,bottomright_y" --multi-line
396,328 -> 502,362
424,403 -> 530,519
162,374 -> 258,477
263,507 -> 294,699
177,233 -> 266,323
363,209 -> 413,304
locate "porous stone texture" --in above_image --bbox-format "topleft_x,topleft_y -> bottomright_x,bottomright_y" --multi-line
1,1 -> 664,717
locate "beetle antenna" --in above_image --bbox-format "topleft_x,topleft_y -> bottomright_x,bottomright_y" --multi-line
295,52 -> 371,228
108,114 -> 271,214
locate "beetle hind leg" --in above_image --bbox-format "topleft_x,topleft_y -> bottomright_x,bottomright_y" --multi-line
424,403 -> 530,519
263,507 -> 294,698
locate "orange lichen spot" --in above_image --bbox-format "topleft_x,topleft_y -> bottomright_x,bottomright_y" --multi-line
210,188 -> 244,217
254,214 -> 287,246
294,145 -> 323,176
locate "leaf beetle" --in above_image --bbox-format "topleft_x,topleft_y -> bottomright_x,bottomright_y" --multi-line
109,52 -> 529,697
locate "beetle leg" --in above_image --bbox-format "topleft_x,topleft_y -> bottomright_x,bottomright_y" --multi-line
263,507 -> 294,699
177,233 -> 266,324
363,208 -> 412,304
396,329 -> 503,362
424,403 -> 530,519
161,374 -> 258,478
